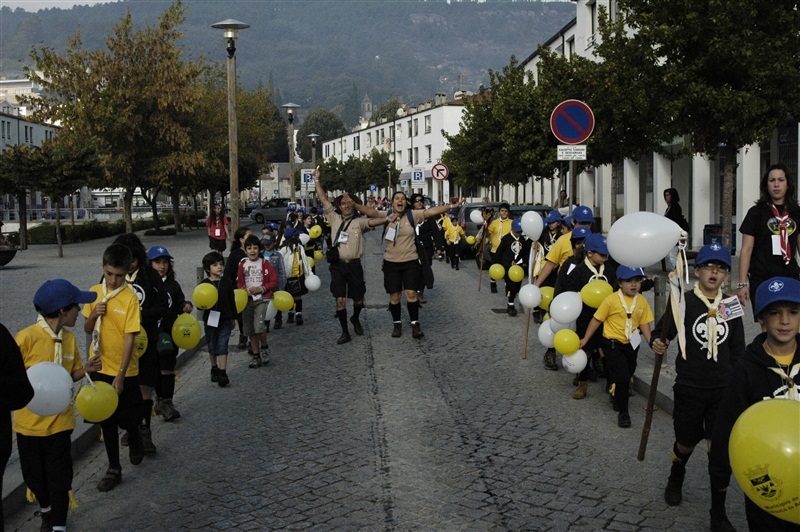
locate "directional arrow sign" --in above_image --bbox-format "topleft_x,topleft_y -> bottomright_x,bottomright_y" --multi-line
431,162 -> 449,181
550,100 -> 595,145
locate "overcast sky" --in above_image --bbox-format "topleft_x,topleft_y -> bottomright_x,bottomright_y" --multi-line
2,0 -> 119,11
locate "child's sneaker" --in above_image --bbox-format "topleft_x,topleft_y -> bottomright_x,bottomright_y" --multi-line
273,317 -> 282,329
295,312 -> 304,325
217,370 -> 230,387
237,334 -> 247,349
287,311 -> 295,324
210,366 -> 220,383
248,355 -> 262,368
261,347 -> 271,365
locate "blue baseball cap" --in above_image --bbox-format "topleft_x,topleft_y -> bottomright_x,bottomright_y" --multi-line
755,277 -> 800,316
544,210 -> 563,224
695,243 -> 731,268
147,245 -> 172,261
563,216 -> 573,227
287,205 -> 296,211
616,265 -> 646,280
283,227 -> 299,239
511,218 -> 522,233
572,205 -> 594,223
34,279 -> 97,314
584,233 -> 608,255
571,226 -> 591,240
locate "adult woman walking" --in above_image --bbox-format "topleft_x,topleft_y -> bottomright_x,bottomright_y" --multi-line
737,164 -> 800,315
206,204 -> 231,254
356,191 -> 462,339
663,188 -> 689,270
409,193 -> 437,304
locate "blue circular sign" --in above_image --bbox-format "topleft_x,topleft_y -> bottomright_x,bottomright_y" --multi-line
550,100 -> 595,145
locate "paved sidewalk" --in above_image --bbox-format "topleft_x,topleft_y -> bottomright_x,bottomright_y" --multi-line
3,228 -> 752,530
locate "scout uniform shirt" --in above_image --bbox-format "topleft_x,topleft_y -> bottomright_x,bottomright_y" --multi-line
82,283 -> 141,377
324,205 -> 373,261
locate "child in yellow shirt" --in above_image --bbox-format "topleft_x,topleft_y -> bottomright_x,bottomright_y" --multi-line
444,215 -> 466,270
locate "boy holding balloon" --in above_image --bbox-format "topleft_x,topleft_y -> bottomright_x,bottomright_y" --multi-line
492,218 -> 531,317
237,235 -> 279,368
200,252 -> 237,387
709,277 -> 800,531
14,279 -> 101,531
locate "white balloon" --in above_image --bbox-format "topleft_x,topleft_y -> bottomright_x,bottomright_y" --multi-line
562,349 -> 588,374
519,284 -> 542,309
607,211 -> 682,268
299,233 -> 311,245
304,274 -> 322,291
264,301 -> 278,321
25,362 -> 73,417
549,291 -> 582,323
549,319 -> 576,332
470,209 -> 483,224
521,211 -> 544,241
537,320 -> 555,348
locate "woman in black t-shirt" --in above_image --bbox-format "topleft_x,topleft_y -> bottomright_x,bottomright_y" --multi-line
737,164 -> 800,317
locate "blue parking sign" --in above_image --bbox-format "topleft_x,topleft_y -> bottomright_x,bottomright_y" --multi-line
369,184 -> 377,192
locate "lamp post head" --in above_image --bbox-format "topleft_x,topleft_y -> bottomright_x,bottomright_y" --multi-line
307,133 -> 319,146
281,102 -> 301,123
212,20 -> 250,57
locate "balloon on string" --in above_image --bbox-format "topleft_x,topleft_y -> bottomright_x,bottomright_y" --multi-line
549,291 -> 582,323
466,235 -> 476,245
519,284 -> 542,309
76,381 -> 118,423
273,291 -> 295,312
308,257 -> 316,269
553,329 -> 580,355
470,210 -> 483,224
135,331 -> 148,357
305,274 -> 322,291
299,233 -> 310,245
581,280 -> 614,308
562,349 -> 588,374
508,265 -> 525,282
171,313 -> 201,350
730,399 -> 800,525
314,250 -> 324,261
539,286 -> 554,311
607,212 -> 682,268
549,319 -> 575,332
309,225 -> 322,239
521,211 -> 544,241
193,283 -> 218,310
25,362 -> 73,417
537,320 -> 556,348
489,264 -> 505,281
264,301 -> 278,321
234,289 -> 248,313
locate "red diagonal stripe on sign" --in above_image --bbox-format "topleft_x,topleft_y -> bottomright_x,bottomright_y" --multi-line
557,109 -> 588,137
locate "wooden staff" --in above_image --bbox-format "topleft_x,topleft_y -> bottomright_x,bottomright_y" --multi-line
477,219 -> 489,292
522,307 -> 532,359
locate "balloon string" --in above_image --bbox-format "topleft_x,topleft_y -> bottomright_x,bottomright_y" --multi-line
84,366 -> 97,391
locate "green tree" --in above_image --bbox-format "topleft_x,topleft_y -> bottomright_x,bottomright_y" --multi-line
296,109 -> 347,162
371,98 -> 404,125
0,144 -> 38,249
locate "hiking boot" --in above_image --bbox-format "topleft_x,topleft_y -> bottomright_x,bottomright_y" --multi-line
573,381 -> 588,400
128,427 -> 144,465
417,291 -> 427,304
96,467 -> 122,492
664,461 -> 686,506
664,478 -> 683,506
156,399 -> 181,422
295,312 -> 304,325
507,306 -> 518,317
490,283 -> 498,293
337,332 -> 352,344
249,355 -> 262,368
710,509 -> 736,532
412,323 -> 424,339
543,349 -> 558,371
392,323 -> 402,337
38,510 -> 53,532
350,316 -> 364,336
237,334 -> 247,349
618,412 -> 632,428
140,426 -> 157,455
273,318 -> 282,330
217,370 -> 230,387
120,431 -> 129,447
287,311 -> 295,324
210,366 -> 220,383
261,347 -> 271,365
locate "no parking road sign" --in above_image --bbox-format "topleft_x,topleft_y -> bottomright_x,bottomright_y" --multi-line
550,100 -> 595,145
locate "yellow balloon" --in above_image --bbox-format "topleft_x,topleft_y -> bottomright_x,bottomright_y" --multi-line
489,264 -> 505,281
730,399 -> 800,525
553,329 -> 580,355
508,265 -> 525,283
135,331 -> 148,358
171,313 -> 201,350
308,257 -> 315,269
540,286 -> 554,311
580,280 -> 614,308
314,250 -> 324,261
273,290 -> 295,312
309,225 -> 322,239
76,381 -> 119,423
234,289 -> 248,314
193,283 -> 218,310
466,235 -> 476,245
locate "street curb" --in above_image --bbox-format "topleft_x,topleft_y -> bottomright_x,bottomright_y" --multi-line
2,339 -> 206,521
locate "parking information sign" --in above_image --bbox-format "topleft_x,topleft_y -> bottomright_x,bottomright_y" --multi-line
301,169 -> 314,190
401,179 -> 409,187
557,145 -> 587,161
413,170 -> 424,183
369,183 -> 377,192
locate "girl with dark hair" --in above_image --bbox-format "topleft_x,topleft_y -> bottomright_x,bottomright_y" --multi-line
206,204 -> 230,253
737,163 -> 800,316
663,188 -> 689,270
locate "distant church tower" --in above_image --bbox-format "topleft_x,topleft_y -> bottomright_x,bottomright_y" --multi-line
361,94 -> 373,121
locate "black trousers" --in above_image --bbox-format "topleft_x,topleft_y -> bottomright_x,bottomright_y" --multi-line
17,430 -> 74,527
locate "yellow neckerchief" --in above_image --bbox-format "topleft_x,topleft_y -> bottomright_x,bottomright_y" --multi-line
669,238 -> 690,357
692,282 -> 723,361
617,290 -> 639,340
126,269 -> 138,283
530,243 -> 541,281
36,315 -> 63,365
583,257 -> 606,281
767,362 -> 800,401
92,279 -> 127,357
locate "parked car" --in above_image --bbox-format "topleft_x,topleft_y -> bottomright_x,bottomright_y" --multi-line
249,197 -> 292,224
456,202 -> 502,240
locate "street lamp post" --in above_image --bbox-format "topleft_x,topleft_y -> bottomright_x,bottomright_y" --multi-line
211,19 -> 250,230
307,133 -> 319,209
281,103 -> 301,204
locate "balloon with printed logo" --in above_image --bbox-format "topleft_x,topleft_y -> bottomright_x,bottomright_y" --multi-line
309,225 -> 322,239
192,283 -> 218,310
549,319 -> 576,333
470,210 -> 483,224
562,349 -> 588,374
76,381 -> 119,423
539,286 -> 554,311
264,302 -> 278,321
553,329 -> 580,355
171,313 -> 201,350
314,250 -> 324,261
519,284 -> 543,309
549,291 -> 583,323
537,320 -> 556,348
234,289 -> 248,314
580,280 -> 614,308
466,235 -> 476,245
729,399 -> 800,525
305,274 -> 321,291
273,290 -> 295,312
25,362 -> 73,417
607,212 -> 682,268
508,265 -> 525,283
135,331 -> 148,357
521,211 -> 544,241
489,264 -> 505,281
